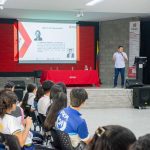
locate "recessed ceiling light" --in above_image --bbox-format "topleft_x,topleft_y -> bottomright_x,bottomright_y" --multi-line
86,0 -> 104,6
0,0 -> 7,5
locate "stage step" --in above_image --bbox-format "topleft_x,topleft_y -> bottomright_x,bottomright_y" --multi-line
67,88 -> 133,109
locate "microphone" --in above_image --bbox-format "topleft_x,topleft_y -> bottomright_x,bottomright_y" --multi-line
120,52 -> 124,57
121,52 -> 127,61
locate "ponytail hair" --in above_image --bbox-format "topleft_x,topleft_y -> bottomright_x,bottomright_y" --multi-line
21,83 -> 36,110
21,92 -> 29,110
34,86 -> 44,102
50,84 -> 63,99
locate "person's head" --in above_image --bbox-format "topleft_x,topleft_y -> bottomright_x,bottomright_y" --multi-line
56,82 -> 67,94
34,86 -> 44,102
87,125 -> 136,150
35,30 -> 41,38
44,92 -> 67,130
50,84 -> 63,99
118,45 -> 124,52
42,80 -> 54,95
21,83 -> 37,110
70,88 -> 88,108
4,81 -> 15,92
27,83 -> 37,95
130,134 -> 150,150
0,90 -> 18,118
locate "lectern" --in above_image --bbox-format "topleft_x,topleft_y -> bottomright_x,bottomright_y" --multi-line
134,57 -> 147,83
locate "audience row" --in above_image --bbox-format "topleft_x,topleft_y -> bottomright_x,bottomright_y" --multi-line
0,80 -> 149,150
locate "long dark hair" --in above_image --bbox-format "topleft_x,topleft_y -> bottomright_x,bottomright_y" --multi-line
50,84 -> 63,100
21,83 -> 36,110
34,86 -> 44,102
56,82 -> 67,94
87,125 -> 136,150
44,92 -> 67,130
0,90 -> 18,118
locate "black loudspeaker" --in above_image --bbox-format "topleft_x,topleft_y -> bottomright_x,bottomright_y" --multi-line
12,80 -> 26,90
125,79 -> 144,89
14,89 -> 24,102
133,86 -> 150,108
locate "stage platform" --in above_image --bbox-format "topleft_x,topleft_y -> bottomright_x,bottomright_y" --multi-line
67,88 -> 133,109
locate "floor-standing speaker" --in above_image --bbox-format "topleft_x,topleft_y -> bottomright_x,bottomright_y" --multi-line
133,86 -> 150,108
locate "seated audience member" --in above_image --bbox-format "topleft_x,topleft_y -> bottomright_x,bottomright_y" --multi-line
0,132 -> 21,150
56,82 -> 67,107
4,80 -> 15,92
44,92 -> 67,131
87,125 -> 136,150
4,81 -> 24,125
0,90 -> 33,148
0,90 -> 50,150
56,82 -> 67,94
34,86 -> 44,111
130,134 -> 150,150
37,80 -> 54,117
46,84 -> 65,114
21,83 -> 37,113
56,88 -> 90,148
50,84 -> 64,100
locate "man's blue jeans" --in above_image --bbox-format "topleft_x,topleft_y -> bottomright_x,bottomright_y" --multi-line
114,67 -> 125,87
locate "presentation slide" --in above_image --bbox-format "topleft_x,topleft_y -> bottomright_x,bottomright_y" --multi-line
18,21 -> 77,64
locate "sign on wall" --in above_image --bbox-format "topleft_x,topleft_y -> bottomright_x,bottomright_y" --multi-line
129,21 -> 140,66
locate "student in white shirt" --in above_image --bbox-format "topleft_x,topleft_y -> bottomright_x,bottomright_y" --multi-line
0,90 -> 51,150
4,81 -> 25,125
37,80 -> 54,117
34,86 -> 44,111
0,90 -> 33,148
113,46 -> 128,88
21,84 -> 37,114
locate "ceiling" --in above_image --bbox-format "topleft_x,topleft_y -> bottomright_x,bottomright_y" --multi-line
0,0 -> 150,21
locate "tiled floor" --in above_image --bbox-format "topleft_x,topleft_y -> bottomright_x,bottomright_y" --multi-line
81,108 -> 150,138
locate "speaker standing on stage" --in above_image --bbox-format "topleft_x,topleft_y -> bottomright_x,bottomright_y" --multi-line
113,46 -> 128,88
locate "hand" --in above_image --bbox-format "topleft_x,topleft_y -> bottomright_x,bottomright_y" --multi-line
121,52 -> 125,56
25,117 -> 32,129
